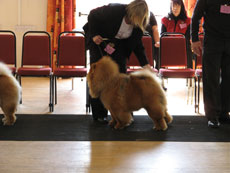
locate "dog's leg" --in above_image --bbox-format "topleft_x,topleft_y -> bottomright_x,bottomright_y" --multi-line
146,107 -> 168,131
108,119 -> 116,127
111,111 -> 125,130
156,118 -> 168,131
1,104 -> 17,126
123,112 -> 134,127
109,109 -> 133,130
114,119 -> 123,130
164,111 -> 173,124
109,110 -> 121,129
108,111 -> 116,127
2,113 -> 17,126
151,118 -> 167,131
115,112 -> 133,129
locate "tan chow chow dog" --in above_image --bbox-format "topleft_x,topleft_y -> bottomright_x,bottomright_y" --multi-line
0,62 -> 21,125
87,56 -> 173,130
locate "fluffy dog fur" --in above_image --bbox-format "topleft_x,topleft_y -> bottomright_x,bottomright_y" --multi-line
87,56 -> 173,130
0,62 -> 21,125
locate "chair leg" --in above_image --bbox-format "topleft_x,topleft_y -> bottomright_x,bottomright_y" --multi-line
86,82 -> 91,113
49,75 -> 54,112
194,77 -> 197,113
198,77 -> 201,113
190,78 -> 194,105
55,76 -> 57,104
186,78 -> 194,105
186,79 -> 190,105
72,78 -> 74,90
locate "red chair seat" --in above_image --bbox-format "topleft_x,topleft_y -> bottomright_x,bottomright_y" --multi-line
159,68 -> 195,78
54,67 -> 87,77
127,68 -> 158,74
17,67 -> 52,76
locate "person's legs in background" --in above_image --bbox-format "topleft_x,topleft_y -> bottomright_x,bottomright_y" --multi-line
220,40 -> 230,122
202,36 -> 223,128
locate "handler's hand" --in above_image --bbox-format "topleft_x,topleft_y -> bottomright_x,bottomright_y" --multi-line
191,41 -> 202,56
154,42 -> 160,48
93,35 -> 103,45
143,64 -> 153,72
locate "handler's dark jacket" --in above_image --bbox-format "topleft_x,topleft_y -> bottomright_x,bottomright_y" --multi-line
191,0 -> 230,42
83,3 -> 149,66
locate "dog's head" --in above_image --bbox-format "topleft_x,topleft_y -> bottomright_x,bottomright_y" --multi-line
87,56 -> 119,98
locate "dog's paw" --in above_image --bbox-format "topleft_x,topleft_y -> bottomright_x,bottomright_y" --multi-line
114,123 -> 125,130
124,120 -> 134,127
165,117 -> 173,124
109,120 -> 115,127
153,126 -> 168,131
115,126 -> 125,130
131,118 -> 134,122
161,126 -> 168,131
2,117 -> 16,126
165,113 -> 173,124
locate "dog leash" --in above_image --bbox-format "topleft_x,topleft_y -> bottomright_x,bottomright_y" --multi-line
97,44 -> 107,57
97,38 -> 115,57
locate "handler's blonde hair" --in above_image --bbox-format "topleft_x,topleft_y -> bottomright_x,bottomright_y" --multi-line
126,0 -> 149,31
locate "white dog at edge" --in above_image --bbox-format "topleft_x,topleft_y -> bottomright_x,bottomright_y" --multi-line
0,62 -> 21,125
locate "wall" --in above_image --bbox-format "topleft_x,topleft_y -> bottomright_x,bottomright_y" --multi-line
0,0 -> 47,67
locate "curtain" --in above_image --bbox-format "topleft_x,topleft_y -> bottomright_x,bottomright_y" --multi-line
183,0 -> 197,18
184,0 -> 203,33
47,0 -> 76,69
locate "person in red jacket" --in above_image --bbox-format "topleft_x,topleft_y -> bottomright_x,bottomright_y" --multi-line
161,0 -> 193,69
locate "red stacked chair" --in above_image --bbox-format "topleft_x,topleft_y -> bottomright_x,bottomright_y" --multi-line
52,31 -> 87,111
159,32 -> 195,103
17,31 -> 53,112
0,30 -> 17,75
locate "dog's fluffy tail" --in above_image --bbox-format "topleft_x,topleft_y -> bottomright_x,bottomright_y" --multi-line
0,62 -> 13,76
130,69 -> 161,84
0,62 -> 21,93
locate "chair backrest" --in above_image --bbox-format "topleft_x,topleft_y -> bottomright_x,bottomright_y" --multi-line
57,31 -> 86,67
127,36 -> 154,67
0,30 -> 16,66
21,31 -> 51,67
160,32 -> 187,68
196,34 -> 204,68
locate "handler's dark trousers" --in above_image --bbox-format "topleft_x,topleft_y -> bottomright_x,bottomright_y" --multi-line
89,40 -> 127,120
202,35 -> 230,120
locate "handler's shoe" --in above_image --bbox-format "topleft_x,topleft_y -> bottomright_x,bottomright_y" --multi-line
208,119 -> 220,128
94,117 -> 108,124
